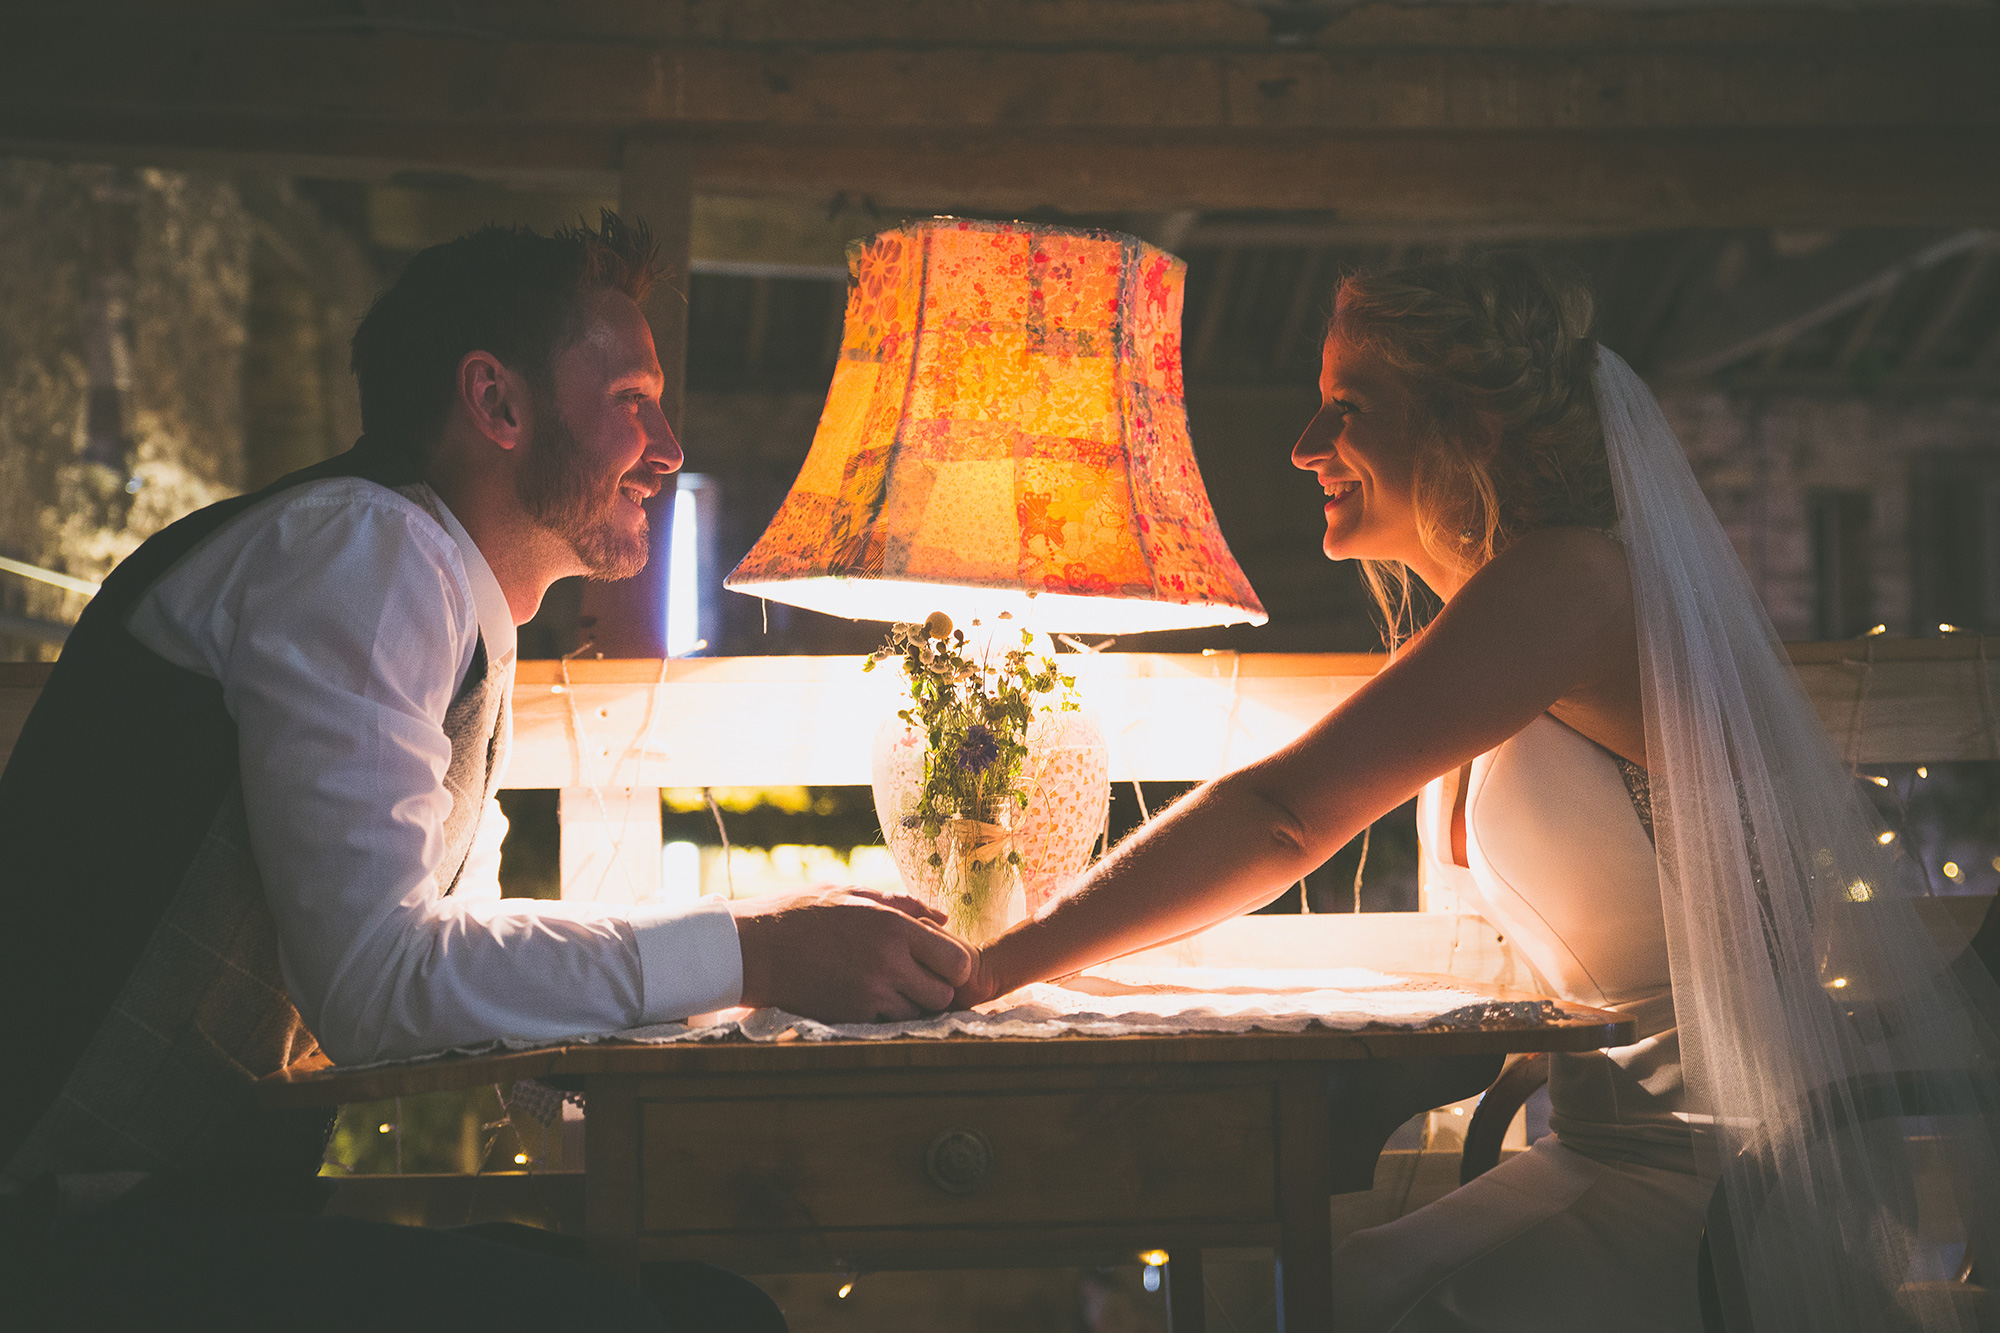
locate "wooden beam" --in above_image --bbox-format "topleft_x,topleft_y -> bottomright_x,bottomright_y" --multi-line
6,19 -> 1994,134
3,5 -> 1994,225
35,1 -> 1998,55
686,131 -> 2000,228
8,121 -> 2000,227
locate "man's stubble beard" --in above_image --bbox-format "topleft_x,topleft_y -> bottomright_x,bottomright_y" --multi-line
515,397 -> 651,582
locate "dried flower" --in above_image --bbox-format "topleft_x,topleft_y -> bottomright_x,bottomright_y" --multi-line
871,611 -> 1078,841
956,725 -> 1000,774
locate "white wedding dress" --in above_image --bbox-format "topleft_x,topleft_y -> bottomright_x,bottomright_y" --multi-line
1331,714 -> 1711,1333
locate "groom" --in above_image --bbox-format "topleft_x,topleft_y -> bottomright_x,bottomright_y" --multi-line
0,213 -> 972,1328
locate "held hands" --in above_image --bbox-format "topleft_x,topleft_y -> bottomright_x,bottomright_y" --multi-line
949,947 -> 1007,1011
729,887 -> 976,1023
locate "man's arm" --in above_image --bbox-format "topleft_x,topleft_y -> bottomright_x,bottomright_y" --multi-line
136,485 -> 964,1064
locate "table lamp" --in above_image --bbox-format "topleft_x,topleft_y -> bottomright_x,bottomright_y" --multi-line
726,217 -> 1265,937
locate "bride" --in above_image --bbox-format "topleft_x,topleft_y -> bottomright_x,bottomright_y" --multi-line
954,255 -> 2000,1332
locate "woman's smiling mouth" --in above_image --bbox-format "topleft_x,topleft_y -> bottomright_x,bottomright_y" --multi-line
1322,480 -> 1359,509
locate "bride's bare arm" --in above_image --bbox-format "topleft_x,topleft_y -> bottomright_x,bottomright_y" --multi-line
957,527 -> 1636,1004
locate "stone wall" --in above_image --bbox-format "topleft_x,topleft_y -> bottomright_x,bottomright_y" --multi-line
1664,388 -> 2000,640
0,159 -> 377,661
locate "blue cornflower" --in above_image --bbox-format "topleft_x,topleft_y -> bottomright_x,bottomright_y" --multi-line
956,724 -> 1000,774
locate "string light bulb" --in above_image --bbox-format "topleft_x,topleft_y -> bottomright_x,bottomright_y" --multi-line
512,1152 -> 530,1165
1139,1250 -> 1171,1268
1944,861 -> 1963,880
1846,880 -> 1874,902
837,1280 -> 855,1299
1940,623 -> 1962,634
1867,775 -> 1890,787
1830,977 -> 1850,989
377,1122 -> 393,1134
1863,624 -> 1887,637
1877,831 -> 1896,844
1917,766 -> 1929,779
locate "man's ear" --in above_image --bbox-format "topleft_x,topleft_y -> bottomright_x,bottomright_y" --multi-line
458,350 -> 527,452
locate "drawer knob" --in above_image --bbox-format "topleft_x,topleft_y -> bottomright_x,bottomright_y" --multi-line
923,1127 -> 993,1195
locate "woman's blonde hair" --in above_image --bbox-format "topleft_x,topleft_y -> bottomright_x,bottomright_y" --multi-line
1326,252 -> 1610,648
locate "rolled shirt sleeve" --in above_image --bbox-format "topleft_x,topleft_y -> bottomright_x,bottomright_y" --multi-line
129,479 -> 742,1064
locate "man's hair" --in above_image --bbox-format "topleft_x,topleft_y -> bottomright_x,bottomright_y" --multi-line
350,210 -> 658,462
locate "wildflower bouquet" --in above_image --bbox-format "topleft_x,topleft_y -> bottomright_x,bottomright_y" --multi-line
864,611 -> 1078,940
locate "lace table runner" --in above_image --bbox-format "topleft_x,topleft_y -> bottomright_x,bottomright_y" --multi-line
354,966 -> 1571,1074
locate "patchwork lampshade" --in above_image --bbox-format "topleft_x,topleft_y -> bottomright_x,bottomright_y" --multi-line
724,218 -> 1266,633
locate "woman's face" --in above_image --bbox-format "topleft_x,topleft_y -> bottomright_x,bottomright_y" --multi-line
1291,336 -> 1426,568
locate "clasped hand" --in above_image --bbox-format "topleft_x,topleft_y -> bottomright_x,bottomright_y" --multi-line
728,887 -> 980,1023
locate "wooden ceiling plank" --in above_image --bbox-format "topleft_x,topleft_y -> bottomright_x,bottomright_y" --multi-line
1833,283 -> 1900,375
1652,229 -> 1993,378
1190,247 -> 1239,377
1973,320 -> 2000,377
1902,247 -> 1996,372
1273,247 -> 1328,373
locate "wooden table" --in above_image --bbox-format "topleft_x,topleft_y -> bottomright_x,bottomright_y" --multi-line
262,998 -> 1631,1333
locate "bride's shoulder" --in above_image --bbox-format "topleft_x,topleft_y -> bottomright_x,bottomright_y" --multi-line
1487,525 -> 1628,585
1454,526 -> 1633,627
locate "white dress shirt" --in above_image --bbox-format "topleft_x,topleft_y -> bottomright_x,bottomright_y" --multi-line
125,477 -> 742,1065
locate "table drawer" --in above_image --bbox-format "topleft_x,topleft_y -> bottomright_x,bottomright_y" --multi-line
637,1085 -> 1276,1234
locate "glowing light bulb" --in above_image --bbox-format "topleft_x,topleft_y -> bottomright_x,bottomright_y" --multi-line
1846,880 -> 1874,902
513,1153 -> 530,1165
1944,861 -> 1963,880
377,1123 -> 393,1134
1878,831 -> 1896,845
837,1281 -> 855,1299
1830,978 -> 1850,989
1916,766 -> 1928,779
1139,1250 -> 1170,1268
1940,623 -> 1962,634
1867,775 -> 1890,787
1863,624 -> 1887,637
550,684 -> 565,694
1450,1106 -> 1465,1115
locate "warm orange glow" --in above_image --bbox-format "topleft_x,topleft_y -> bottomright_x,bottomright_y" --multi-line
726,218 -> 1266,633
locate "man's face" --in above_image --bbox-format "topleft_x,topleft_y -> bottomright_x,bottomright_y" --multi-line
516,288 -> 682,580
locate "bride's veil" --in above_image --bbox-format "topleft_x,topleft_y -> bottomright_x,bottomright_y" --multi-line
1596,345 -> 2000,1332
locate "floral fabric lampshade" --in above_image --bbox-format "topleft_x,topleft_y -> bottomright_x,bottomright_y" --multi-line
724,217 -> 1266,633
